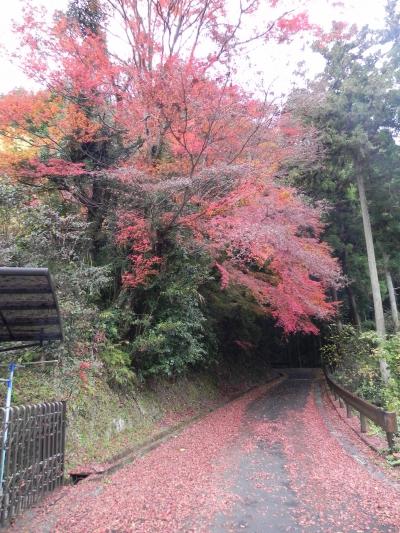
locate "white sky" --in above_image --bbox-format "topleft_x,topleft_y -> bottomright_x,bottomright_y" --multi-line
0,0 -> 387,96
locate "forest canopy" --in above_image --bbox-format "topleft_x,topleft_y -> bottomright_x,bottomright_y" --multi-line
0,0 -> 398,383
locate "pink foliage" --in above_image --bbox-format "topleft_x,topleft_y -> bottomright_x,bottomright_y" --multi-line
117,213 -> 162,289
234,339 -> 255,351
17,158 -> 88,179
215,262 -> 230,289
276,12 -> 314,42
187,175 -> 341,334
9,382 -> 278,532
0,1 -> 342,333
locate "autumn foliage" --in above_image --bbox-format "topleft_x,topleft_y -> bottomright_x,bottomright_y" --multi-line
0,0 -> 341,337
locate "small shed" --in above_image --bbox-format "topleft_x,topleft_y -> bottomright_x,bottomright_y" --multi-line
0,267 -> 63,349
0,267 -> 65,525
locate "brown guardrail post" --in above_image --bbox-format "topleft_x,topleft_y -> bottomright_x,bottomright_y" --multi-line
384,411 -> 397,451
360,414 -> 367,433
346,403 -> 352,418
384,411 -> 398,434
339,398 -> 344,408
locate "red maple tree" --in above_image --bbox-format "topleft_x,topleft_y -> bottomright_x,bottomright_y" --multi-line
0,0 -> 341,333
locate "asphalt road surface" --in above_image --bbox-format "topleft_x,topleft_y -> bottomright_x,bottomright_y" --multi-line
10,369 -> 400,532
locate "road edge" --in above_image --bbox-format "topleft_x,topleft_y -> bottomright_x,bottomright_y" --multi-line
78,371 -> 287,482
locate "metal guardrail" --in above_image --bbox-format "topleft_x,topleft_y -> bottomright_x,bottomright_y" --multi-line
324,371 -> 398,450
0,401 -> 66,526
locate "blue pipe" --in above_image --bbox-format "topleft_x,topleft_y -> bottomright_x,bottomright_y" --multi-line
0,363 -> 16,496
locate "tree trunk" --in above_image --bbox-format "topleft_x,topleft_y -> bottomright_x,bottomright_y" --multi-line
331,287 -> 343,331
356,171 -> 389,382
383,254 -> 399,332
346,285 -> 362,331
341,251 -> 362,330
87,181 -> 110,262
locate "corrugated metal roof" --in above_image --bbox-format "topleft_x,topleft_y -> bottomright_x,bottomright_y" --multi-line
0,268 -> 63,344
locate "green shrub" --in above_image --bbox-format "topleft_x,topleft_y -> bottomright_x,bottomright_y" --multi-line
376,334 -> 400,412
322,325 -> 400,411
100,345 -> 136,387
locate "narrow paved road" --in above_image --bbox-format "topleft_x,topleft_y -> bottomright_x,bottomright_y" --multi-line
11,370 -> 400,532
212,369 -> 400,533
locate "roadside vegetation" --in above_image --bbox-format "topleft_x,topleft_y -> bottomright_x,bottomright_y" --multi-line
322,326 -> 400,414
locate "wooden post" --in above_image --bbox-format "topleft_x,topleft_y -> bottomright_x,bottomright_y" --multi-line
346,403 -> 352,418
360,413 -> 367,433
339,398 -> 344,408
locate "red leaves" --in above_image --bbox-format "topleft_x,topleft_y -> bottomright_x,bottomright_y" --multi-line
1,1 -> 342,333
11,382 -> 275,533
6,0 -> 319,172
116,214 -> 151,248
78,361 -> 92,385
276,12 -> 314,42
117,213 -> 162,289
215,262 -> 230,289
116,163 -> 341,332
315,21 -> 357,48
121,256 -> 162,289
280,389 -> 400,530
16,159 -> 88,179
12,377 -> 400,532
234,339 -> 255,351
192,175 -> 341,334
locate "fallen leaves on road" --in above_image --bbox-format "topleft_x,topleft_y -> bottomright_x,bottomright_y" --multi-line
249,384 -> 400,532
12,382 -> 280,533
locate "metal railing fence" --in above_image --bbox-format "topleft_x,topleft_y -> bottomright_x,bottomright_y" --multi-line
0,401 -> 66,525
324,371 -> 397,449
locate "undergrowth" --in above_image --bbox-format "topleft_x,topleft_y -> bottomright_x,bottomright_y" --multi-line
322,325 -> 400,449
